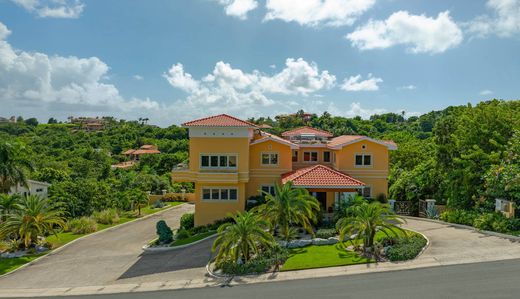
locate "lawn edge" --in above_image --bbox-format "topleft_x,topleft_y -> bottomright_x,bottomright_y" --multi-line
0,203 -> 188,278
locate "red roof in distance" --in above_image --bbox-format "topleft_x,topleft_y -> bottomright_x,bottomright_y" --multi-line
282,165 -> 365,188
182,114 -> 258,127
281,126 -> 333,138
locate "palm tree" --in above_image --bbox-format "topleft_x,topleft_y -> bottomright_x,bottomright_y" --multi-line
0,141 -> 33,193
0,194 -> 21,221
254,182 -> 320,240
336,202 -> 405,254
0,195 -> 65,248
212,211 -> 274,264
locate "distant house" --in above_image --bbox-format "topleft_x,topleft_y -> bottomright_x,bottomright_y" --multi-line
123,144 -> 161,161
9,180 -> 51,198
0,116 -> 17,123
68,116 -> 107,131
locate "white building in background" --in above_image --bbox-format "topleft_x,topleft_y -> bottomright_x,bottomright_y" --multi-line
9,180 -> 51,198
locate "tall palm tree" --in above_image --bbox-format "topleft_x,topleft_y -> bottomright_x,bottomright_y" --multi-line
212,211 -> 274,264
0,141 -> 33,193
0,194 -> 21,221
0,195 -> 65,248
336,202 -> 406,254
254,182 -> 320,240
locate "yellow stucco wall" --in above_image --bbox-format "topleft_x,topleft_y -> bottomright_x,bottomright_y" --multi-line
292,147 -> 334,170
194,182 -> 246,226
189,137 -> 250,174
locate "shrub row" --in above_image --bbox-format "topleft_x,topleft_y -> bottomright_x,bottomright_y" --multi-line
315,228 -> 337,239
217,245 -> 289,275
440,210 -> 520,233
383,235 -> 427,261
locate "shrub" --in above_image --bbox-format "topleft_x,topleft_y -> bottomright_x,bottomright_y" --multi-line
384,235 -> 427,261
152,200 -> 165,209
92,208 -> 120,225
67,217 -> 98,234
315,228 -> 337,239
440,209 -> 477,226
474,212 -> 511,233
180,213 -> 195,230
156,220 -> 173,244
176,228 -> 191,240
162,194 -> 186,202
218,245 -> 289,275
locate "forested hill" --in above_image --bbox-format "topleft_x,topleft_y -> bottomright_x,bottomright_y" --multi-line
1,99 -> 519,216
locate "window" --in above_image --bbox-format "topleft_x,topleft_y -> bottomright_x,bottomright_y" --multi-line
303,151 -> 318,162
355,154 -> 372,166
260,185 -> 275,196
36,188 -> 44,193
360,187 -> 371,198
323,151 -> 331,162
201,187 -> 238,200
261,153 -> 278,165
292,150 -> 298,162
200,154 -> 238,169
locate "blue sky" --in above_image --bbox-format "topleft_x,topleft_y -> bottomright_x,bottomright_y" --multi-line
0,0 -> 519,126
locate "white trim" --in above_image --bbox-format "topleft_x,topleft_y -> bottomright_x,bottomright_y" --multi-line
302,151 -> 319,163
201,186 -> 239,201
328,136 -> 397,150
199,153 -> 238,170
260,151 -> 279,167
250,135 -> 298,149
259,184 -> 276,195
354,153 -> 373,168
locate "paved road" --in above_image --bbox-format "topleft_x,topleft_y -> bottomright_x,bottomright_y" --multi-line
0,204 -> 195,288
36,259 -> 520,299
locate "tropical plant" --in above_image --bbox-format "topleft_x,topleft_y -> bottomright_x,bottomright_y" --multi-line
0,141 -> 33,193
0,195 -> 65,248
336,202 -> 406,254
92,208 -> 120,225
130,190 -> 148,216
0,193 -> 21,220
212,211 -> 274,265
67,217 -> 98,234
156,220 -> 173,244
180,213 -> 195,230
253,182 -> 320,241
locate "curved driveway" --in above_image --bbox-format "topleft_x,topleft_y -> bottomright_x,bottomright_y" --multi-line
0,203 -> 198,289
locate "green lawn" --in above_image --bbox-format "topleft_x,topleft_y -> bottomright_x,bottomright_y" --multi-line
0,202 -> 185,275
281,243 -> 374,271
171,230 -> 216,247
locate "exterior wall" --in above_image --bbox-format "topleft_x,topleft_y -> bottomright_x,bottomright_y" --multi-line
9,180 -> 50,198
334,140 -> 390,198
194,182 -> 246,226
189,137 -> 250,175
247,139 -> 291,198
292,146 -> 334,170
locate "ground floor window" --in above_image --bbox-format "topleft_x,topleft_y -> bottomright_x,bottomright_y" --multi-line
260,185 -> 275,196
359,186 -> 371,198
202,187 -> 238,201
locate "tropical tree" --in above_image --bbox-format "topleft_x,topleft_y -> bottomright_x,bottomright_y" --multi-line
0,141 -> 33,193
254,182 -> 320,240
130,189 -> 148,216
0,194 -> 21,221
336,202 -> 406,254
0,195 -> 65,248
212,211 -> 274,264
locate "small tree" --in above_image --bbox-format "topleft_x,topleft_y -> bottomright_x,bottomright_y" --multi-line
156,220 -> 173,244
131,190 -> 148,216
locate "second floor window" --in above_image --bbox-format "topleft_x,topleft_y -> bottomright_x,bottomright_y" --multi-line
323,151 -> 331,162
260,185 -> 276,196
355,154 -> 372,166
303,151 -> 318,162
200,154 -> 237,169
261,153 -> 278,165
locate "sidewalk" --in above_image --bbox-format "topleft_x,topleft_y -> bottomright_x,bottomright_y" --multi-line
1,217 -> 520,297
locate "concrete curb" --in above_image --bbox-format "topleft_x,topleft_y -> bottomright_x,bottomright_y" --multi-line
0,203 -> 187,279
403,216 -> 520,242
142,233 -> 217,252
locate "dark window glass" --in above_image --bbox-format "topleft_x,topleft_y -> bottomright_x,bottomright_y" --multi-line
270,154 -> 278,164
229,189 -> 237,200
311,152 -> 318,161
202,189 -> 211,200
262,154 -> 270,165
220,156 -> 228,167
261,186 -> 270,194
323,151 -> 331,162
212,189 -> 220,200
355,155 -> 363,165
201,156 -> 209,167
210,156 -> 219,167
303,152 -> 311,161
220,189 -> 229,200
228,155 -> 237,167
364,155 -> 371,165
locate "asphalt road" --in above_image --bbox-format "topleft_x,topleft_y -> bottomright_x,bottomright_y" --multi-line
33,259 -> 520,299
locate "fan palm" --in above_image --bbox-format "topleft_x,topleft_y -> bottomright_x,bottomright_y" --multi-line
0,194 -> 21,220
254,182 -> 320,240
0,195 -> 66,248
336,202 -> 406,254
0,141 -> 33,193
212,211 -> 274,264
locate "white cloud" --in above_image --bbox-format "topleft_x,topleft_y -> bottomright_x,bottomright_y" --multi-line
480,89 -> 493,95
163,58 -> 335,119
133,75 -> 143,80
465,0 -> 520,38
10,0 -> 84,18
326,101 -> 386,118
264,0 -> 376,27
397,84 -> 416,91
0,21 -> 159,120
216,0 -> 258,20
347,11 -> 463,54
340,73 -> 382,91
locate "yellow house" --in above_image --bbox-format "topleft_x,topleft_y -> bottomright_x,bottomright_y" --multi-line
172,114 -> 397,226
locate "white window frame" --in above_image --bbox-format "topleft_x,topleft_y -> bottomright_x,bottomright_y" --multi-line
359,186 -> 372,198
303,151 -> 319,163
201,187 -> 239,201
261,152 -> 279,166
260,185 -> 276,196
354,153 -> 372,167
200,154 -> 238,170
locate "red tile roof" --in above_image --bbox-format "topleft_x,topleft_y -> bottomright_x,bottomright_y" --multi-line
250,131 -> 298,148
281,126 -> 333,138
282,165 -> 365,188
182,114 -> 258,127
327,135 -> 397,150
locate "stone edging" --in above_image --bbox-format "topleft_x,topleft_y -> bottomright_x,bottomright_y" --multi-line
0,203 -> 187,279
403,216 -> 520,242
142,233 -> 217,252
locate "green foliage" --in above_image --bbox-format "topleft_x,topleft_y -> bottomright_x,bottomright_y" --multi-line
67,217 -> 98,234
315,228 -> 337,239
92,209 -> 120,225
175,228 -> 191,240
156,220 -> 173,244
439,209 -> 477,226
151,200 -> 165,209
383,235 -> 427,261
473,213 -> 512,233
218,245 -> 289,275
0,141 -> 33,193
180,213 -> 195,230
